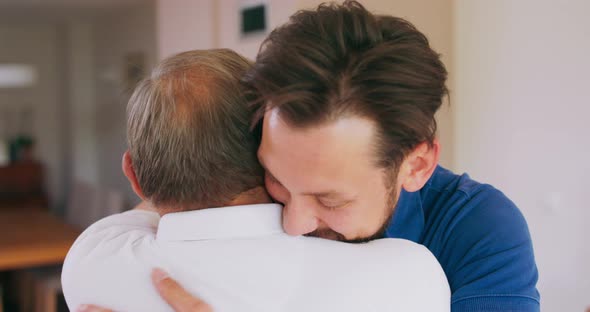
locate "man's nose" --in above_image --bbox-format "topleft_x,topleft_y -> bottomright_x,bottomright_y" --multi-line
282,199 -> 318,236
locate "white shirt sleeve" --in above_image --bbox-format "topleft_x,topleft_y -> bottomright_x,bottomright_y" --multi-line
61,210 -> 174,311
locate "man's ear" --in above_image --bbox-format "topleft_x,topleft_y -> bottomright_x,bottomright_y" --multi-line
399,140 -> 440,192
122,150 -> 146,200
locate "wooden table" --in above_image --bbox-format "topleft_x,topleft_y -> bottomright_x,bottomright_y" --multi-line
0,208 -> 80,271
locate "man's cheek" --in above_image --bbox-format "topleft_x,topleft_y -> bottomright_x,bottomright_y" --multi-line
265,183 -> 286,204
320,211 -> 354,233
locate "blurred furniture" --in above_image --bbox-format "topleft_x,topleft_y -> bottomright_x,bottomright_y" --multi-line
0,181 -> 125,270
0,208 -> 79,271
31,270 -> 61,312
0,208 -> 79,311
0,162 -> 46,209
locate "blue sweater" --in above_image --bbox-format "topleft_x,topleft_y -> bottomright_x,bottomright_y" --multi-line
385,166 -> 540,311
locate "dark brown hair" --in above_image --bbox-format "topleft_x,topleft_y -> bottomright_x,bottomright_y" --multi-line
127,49 -> 263,209
245,1 -> 448,169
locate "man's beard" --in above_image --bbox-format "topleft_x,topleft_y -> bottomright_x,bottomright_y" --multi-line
305,186 -> 398,244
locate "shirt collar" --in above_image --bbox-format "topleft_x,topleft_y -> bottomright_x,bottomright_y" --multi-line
156,203 -> 284,242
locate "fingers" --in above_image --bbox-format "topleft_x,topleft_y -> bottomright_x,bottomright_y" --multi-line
77,304 -> 113,312
152,268 -> 213,312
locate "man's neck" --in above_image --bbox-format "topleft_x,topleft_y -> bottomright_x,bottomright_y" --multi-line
138,186 -> 273,216
226,186 -> 273,207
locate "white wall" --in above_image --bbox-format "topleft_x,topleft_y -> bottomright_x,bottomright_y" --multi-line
156,0 -> 216,59
454,1 -> 590,311
68,22 -> 99,186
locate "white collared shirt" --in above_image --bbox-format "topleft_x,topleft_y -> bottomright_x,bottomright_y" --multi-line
62,204 -> 449,312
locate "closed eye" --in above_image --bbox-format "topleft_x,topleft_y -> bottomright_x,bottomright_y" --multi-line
317,199 -> 350,211
321,203 -> 340,210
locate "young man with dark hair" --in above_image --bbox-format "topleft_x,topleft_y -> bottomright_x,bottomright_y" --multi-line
246,1 -> 539,311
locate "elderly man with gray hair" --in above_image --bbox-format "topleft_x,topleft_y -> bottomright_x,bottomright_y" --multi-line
61,49 -> 449,312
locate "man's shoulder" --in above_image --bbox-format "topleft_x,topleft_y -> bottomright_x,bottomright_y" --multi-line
363,238 -> 449,288
425,167 -> 540,310
64,209 -> 160,267
427,166 -> 535,267
424,167 -> 531,256
428,166 -> 500,199
67,209 -> 159,253
300,237 -> 450,311
427,166 -> 524,231
61,210 -> 165,310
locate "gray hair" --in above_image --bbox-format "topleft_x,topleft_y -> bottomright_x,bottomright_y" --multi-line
127,49 -> 263,209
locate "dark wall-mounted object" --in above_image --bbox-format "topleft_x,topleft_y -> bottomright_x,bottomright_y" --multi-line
241,4 -> 266,35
